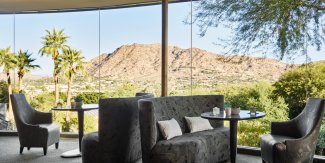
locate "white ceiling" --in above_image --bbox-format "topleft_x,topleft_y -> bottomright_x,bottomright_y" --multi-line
0,0 -> 186,14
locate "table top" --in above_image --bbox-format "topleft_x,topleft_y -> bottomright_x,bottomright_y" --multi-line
201,110 -> 265,121
51,104 -> 99,112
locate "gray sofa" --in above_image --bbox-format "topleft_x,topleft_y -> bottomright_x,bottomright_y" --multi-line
11,93 -> 60,155
138,95 -> 230,163
81,93 -> 153,163
261,98 -> 325,163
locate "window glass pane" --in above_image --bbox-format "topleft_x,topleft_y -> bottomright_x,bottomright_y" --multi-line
99,5 -> 160,97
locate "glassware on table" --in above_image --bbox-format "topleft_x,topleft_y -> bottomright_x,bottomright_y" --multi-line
212,107 -> 220,115
231,107 -> 240,115
225,108 -> 231,116
224,102 -> 232,116
250,107 -> 257,115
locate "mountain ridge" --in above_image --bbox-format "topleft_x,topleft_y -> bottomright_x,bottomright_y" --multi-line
86,43 -> 292,84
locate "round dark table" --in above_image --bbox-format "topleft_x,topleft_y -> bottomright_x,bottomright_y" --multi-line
201,110 -> 265,163
52,104 -> 98,158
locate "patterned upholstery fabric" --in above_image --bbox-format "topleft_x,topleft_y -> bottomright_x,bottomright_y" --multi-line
260,98 -> 325,163
151,127 -> 229,163
139,95 -> 230,163
81,93 -> 154,163
10,94 -> 60,155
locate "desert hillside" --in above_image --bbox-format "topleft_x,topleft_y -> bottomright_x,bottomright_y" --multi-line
86,43 -> 291,84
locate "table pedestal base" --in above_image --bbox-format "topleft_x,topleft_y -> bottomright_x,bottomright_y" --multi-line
61,148 -> 81,158
230,120 -> 238,163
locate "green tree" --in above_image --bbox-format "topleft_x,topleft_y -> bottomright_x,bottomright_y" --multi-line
39,28 -> 69,105
193,0 -> 325,58
273,62 -> 325,119
0,47 -> 17,125
16,50 -> 40,93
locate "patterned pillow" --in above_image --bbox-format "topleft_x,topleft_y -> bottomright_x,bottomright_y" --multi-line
157,118 -> 182,140
185,116 -> 213,133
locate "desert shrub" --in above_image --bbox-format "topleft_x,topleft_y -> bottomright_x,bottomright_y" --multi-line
273,62 -> 325,119
76,92 -> 105,104
29,92 -> 66,112
214,82 -> 288,147
318,124 -> 325,149
0,80 -> 8,103
316,122 -> 325,156
108,82 -> 138,97
28,92 -> 97,132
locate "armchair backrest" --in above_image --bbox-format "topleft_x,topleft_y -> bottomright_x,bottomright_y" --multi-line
98,93 -> 153,163
10,94 -> 35,130
294,98 -> 325,138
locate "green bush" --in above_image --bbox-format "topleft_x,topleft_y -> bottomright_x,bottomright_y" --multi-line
76,92 -> 104,104
108,82 -> 138,97
273,62 -> 325,119
0,80 -> 8,103
214,82 -> 288,147
28,92 -> 97,132
318,124 -> 325,148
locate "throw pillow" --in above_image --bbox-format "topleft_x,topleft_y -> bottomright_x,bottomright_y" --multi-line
184,116 -> 213,133
157,118 -> 182,140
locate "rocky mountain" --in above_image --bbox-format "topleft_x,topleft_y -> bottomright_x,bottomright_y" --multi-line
86,43 -> 292,84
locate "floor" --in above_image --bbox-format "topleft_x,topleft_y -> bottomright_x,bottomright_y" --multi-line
0,136 -> 261,163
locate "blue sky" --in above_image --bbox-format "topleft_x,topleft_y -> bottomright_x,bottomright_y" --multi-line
0,2 -> 323,76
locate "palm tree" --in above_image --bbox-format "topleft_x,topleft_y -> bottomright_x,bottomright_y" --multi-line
16,50 -> 40,93
39,28 -> 69,105
0,47 -> 17,126
61,48 -> 86,131
61,48 -> 86,105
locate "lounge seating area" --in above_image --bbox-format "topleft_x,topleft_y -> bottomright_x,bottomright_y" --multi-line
2,0 -> 325,163
2,93 -> 325,163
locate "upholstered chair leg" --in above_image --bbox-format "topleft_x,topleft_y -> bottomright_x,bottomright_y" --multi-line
27,147 -> 31,150
19,146 -> 24,154
43,147 -> 47,155
55,142 -> 59,149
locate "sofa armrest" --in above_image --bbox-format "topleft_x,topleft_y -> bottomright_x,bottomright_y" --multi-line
139,99 -> 158,163
271,120 -> 299,137
33,111 -> 52,124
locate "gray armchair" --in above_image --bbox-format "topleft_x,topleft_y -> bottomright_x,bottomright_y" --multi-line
81,93 -> 154,163
10,94 -> 60,155
261,98 -> 325,163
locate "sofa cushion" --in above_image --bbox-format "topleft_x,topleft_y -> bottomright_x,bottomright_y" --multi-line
150,127 -> 230,163
184,116 -> 213,133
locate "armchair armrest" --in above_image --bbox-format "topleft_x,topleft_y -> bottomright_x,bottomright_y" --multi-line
19,123 -> 49,146
32,111 -> 53,124
285,129 -> 319,162
271,120 -> 299,138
